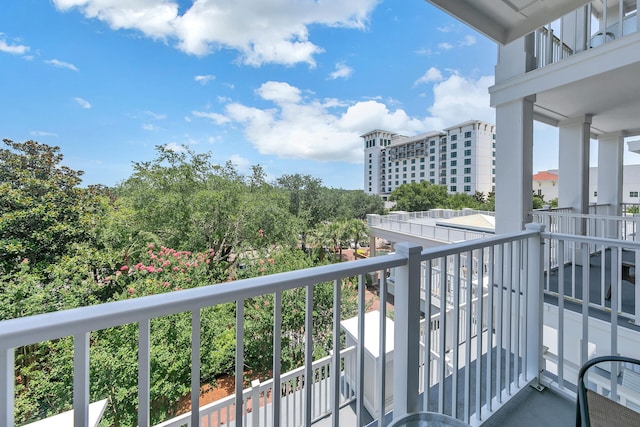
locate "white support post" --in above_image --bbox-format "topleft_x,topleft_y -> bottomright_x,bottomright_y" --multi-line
635,218 -> 640,325
558,115 -> 592,218
74,332 -> 90,427
251,379 -> 261,427
494,96 -> 535,234
1,347 -> 14,427
597,132 -> 624,238
392,242 -> 423,419
525,223 -> 545,389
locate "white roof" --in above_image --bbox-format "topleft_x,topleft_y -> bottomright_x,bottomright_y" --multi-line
23,399 -> 108,427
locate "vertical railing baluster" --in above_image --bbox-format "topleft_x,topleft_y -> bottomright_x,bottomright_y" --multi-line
496,244 -> 504,403
331,280 -> 341,427
305,284 -> 314,427
505,241 -> 513,395
558,239 -> 565,389
464,250 -> 473,423
423,262 -> 432,415
273,290 -> 282,426
379,270 -> 388,427
138,319 -> 150,427
438,256 -> 447,414
191,310 -> 201,427
357,274 -> 365,426
475,248 -> 485,423
73,332 -> 90,427
1,347 -> 14,427
452,254 -> 460,418
236,299 -> 245,427
610,247 -> 621,401
513,241 -> 521,388
486,246 -> 495,412
581,243 -> 590,367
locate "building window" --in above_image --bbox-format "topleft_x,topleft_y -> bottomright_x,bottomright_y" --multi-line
411,159 -> 416,164
430,171 -> 435,177
464,149 -> 471,156
395,161 -> 399,166
430,156 -> 435,161
430,147 -> 435,154
420,164 -> 425,170
594,191 -> 598,197
395,167 -> 399,172
451,177 -> 457,183
450,160 -> 457,167
369,153 -> 372,157
430,179 -> 435,184
464,167 -> 471,174
464,159 -> 471,165
450,185 -> 457,192
430,163 -> 435,169
411,173 -> 415,178
420,157 -> 425,162
464,140 -> 471,147
492,159 -> 496,165
451,169 -> 457,175
420,172 -> 425,177
451,143 -> 457,150
464,131 -> 472,138
464,176 -> 471,183
403,160 -> 407,165
464,185 -> 471,192
631,191 -> 639,197
451,152 -> 457,158
411,166 -> 416,171
430,140 -> 436,146
451,134 -> 458,141
395,181 -> 399,185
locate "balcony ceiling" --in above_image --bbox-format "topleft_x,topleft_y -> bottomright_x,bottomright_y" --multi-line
426,0 -> 592,45
533,60 -> 640,136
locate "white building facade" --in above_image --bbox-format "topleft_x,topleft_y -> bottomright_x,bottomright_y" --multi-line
362,120 -> 496,198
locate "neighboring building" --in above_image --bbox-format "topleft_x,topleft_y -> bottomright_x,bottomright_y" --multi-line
533,166 -> 640,205
362,120 -> 496,198
532,170 -> 559,200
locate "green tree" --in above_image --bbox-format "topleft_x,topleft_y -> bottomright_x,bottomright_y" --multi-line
389,181 -> 449,211
0,139 -> 102,273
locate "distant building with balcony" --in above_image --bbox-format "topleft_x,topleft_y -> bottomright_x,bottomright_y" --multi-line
362,120 -> 496,199
533,165 -> 640,205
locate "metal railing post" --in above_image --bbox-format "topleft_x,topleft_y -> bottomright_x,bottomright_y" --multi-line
392,242 -> 423,419
525,223 -> 545,388
251,379 -> 260,427
1,347 -> 14,427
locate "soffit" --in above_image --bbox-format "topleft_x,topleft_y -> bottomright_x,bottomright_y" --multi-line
426,0 -> 592,44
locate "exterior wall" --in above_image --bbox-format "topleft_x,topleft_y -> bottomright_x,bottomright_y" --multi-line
363,120 -> 495,197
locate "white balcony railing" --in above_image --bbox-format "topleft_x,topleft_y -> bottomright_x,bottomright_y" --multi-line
534,0 -> 639,70
4,223 -> 640,426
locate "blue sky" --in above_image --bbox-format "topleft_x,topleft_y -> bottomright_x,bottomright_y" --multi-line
1,0 -> 621,189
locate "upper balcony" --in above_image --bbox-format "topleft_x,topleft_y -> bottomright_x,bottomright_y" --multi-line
4,221 -> 640,426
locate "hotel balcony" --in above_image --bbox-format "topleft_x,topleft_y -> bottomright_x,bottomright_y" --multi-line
4,216 -> 640,426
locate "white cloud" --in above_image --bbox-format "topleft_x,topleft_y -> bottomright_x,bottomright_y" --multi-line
45,58 -> 79,71
192,110 -> 232,125
329,62 -> 354,80
438,42 -> 453,51
30,130 -> 58,137
228,154 -> 250,172
164,142 -> 187,152
437,25 -> 452,33
142,123 -> 158,131
194,73 -> 494,164
427,71 -> 494,129
194,74 -> 215,84
144,110 -> 167,120
414,67 -> 443,86
0,38 -> 30,55
73,97 -> 92,109
52,0 -> 379,66
459,35 -> 476,47
415,48 -> 434,56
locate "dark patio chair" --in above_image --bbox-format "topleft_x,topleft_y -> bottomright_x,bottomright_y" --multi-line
576,355 -> 640,427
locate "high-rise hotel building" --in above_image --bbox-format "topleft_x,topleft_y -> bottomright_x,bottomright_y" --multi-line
362,120 -> 496,199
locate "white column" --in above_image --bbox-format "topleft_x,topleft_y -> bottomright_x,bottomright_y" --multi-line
558,115 -> 592,215
495,96 -> 535,234
597,133 -> 624,233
